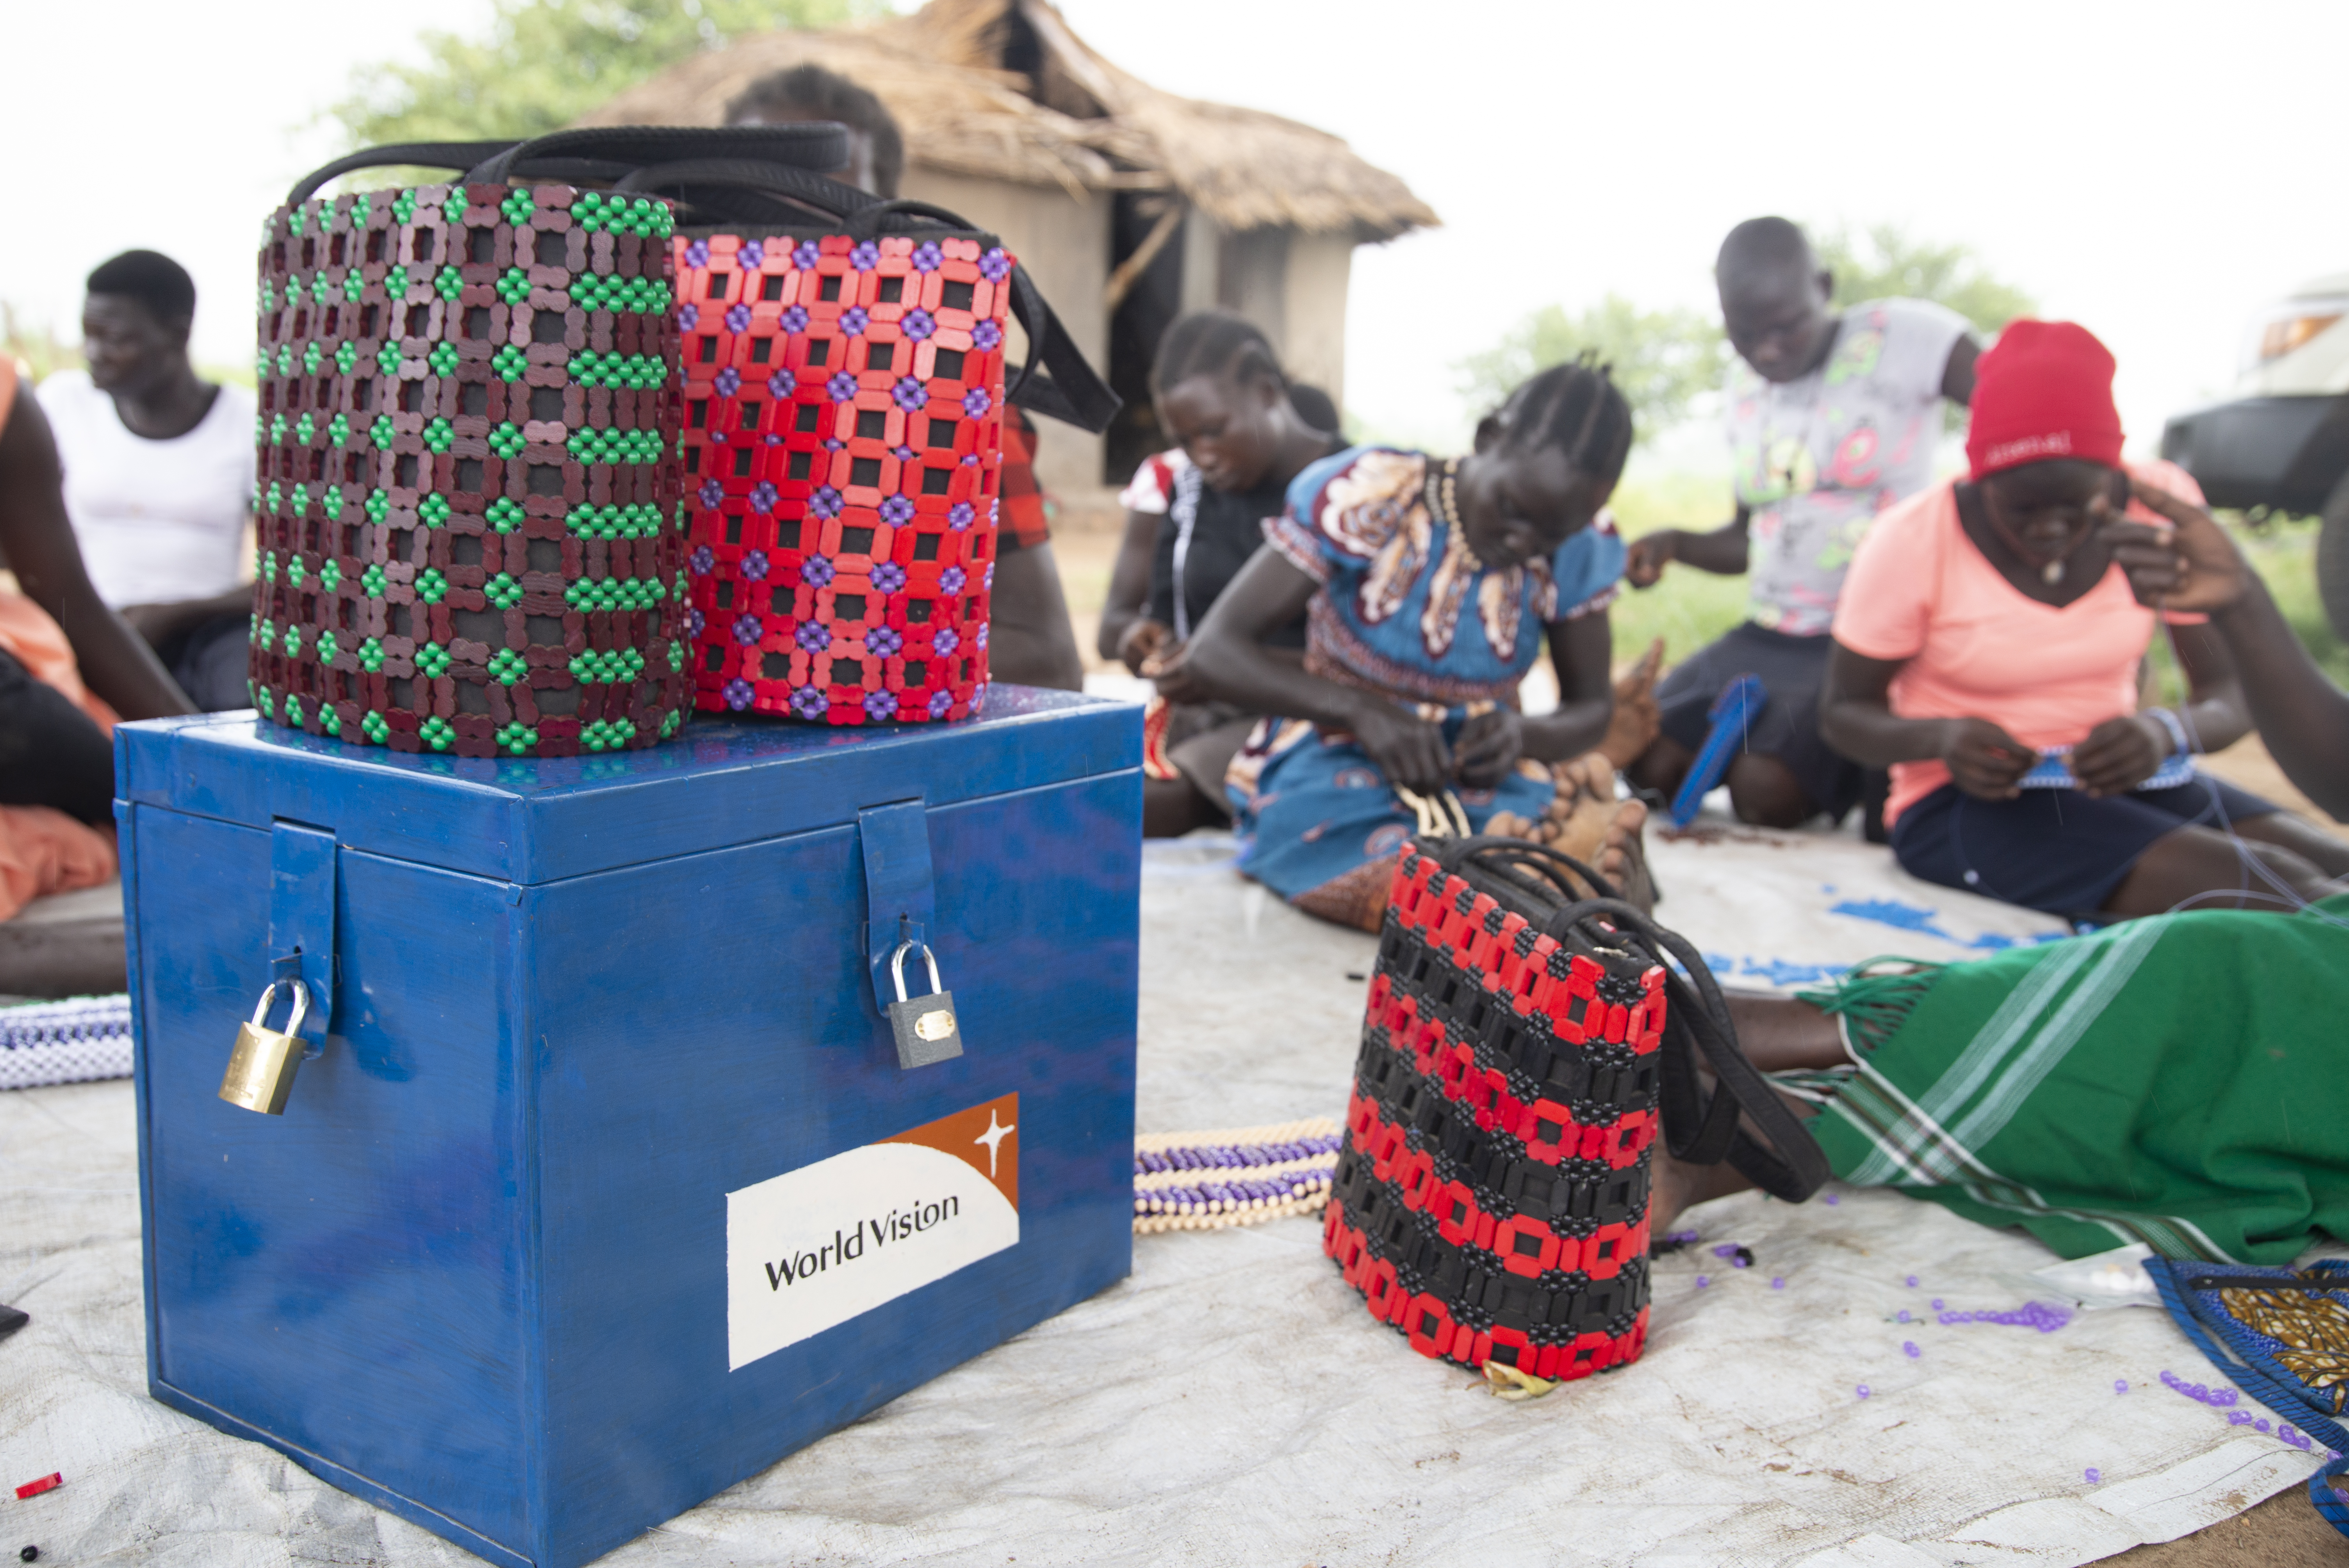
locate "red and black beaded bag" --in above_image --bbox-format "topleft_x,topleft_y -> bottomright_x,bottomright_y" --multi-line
1327,836 -> 1828,1384
245,128 -> 844,756
608,162 -> 1117,724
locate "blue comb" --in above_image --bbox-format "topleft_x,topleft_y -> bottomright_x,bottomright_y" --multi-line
1669,674 -> 1765,828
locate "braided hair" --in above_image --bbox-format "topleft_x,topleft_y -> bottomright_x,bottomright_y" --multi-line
1483,357 -> 1634,489
1149,310 -> 1288,400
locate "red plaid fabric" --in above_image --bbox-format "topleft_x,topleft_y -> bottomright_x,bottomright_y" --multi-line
996,406 -> 1050,552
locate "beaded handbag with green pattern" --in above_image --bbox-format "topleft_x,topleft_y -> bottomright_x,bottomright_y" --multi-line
246,128 -> 844,756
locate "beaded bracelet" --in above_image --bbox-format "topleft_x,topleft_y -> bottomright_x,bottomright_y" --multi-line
1132,1119 -> 1340,1233
2148,706 -> 2193,758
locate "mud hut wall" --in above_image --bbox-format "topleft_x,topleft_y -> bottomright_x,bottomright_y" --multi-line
1279,232 -> 1351,415
1178,209 -> 1220,319
900,166 -> 1112,499
1216,227 -> 1289,360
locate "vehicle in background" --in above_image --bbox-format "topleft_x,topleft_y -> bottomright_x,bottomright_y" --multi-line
2161,275 -> 2349,638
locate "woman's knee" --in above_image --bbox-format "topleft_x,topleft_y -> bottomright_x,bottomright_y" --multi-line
2244,839 -> 2331,900
2235,810 -> 2349,875
1727,754 -> 1811,829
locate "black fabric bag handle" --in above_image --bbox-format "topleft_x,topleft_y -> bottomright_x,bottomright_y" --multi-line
1431,835 -> 1831,1202
613,168 -> 1120,435
467,125 -> 848,188
285,142 -> 521,207
611,157 -> 887,230
281,125 -> 852,210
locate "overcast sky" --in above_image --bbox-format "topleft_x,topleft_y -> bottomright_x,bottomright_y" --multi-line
6,0 -> 2343,472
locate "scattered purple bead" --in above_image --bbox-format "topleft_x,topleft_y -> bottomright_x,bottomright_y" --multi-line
2084,1468 -> 2101,1484
2161,1370 -> 2238,1407
1938,1301 -> 2071,1333
1856,1384 -> 1871,1399
1903,1341 -> 1920,1358
1695,1276 -> 1709,1289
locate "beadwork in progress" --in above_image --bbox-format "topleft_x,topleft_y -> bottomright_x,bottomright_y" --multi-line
0,996 -> 133,1091
249,183 -> 689,756
1324,847 -> 1660,1383
1132,1118 -> 1339,1233
674,232 -> 1013,724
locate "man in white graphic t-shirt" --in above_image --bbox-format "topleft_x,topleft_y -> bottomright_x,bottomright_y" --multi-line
39,250 -> 255,710
1620,218 -> 1979,832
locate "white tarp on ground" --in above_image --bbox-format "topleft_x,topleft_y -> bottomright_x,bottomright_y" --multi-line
0,821 -> 2321,1566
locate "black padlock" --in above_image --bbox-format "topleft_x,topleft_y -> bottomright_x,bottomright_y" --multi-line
886,940 -> 963,1070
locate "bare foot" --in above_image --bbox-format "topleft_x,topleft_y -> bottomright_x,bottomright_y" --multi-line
1485,758 -> 1652,909
1595,795 -> 1653,913
1547,755 -> 1621,866
1484,809 -> 1537,839
1649,1140 -> 1755,1233
1598,639 -> 1665,768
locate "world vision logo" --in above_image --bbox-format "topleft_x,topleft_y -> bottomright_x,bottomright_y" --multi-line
725,1094 -> 1019,1370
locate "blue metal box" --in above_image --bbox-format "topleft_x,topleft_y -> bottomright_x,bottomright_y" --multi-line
116,691 -> 1140,1568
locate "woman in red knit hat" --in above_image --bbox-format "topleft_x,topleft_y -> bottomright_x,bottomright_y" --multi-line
1818,320 -> 2349,921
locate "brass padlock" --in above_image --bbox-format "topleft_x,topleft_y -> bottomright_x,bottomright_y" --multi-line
218,978 -> 313,1115
886,940 -> 963,1070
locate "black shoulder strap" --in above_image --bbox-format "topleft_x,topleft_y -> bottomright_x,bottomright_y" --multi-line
1436,836 -> 1832,1203
616,173 -> 1122,436
281,125 -> 853,209
285,142 -> 518,207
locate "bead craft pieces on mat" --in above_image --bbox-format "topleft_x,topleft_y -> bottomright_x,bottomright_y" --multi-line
0,995 -> 131,1092
675,233 -> 1013,724
1132,1118 -> 1338,1233
248,184 -> 689,756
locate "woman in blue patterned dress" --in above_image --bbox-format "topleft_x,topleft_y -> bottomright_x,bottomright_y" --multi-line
1186,363 -> 1634,929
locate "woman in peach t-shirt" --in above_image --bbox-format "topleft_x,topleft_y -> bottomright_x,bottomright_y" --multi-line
1821,321 -> 2349,921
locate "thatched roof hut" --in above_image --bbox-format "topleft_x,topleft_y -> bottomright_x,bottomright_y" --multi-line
580,0 -> 1436,493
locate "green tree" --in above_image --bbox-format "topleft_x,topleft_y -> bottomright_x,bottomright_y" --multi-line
1809,224 -> 2036,335
1455,295 -> 1725,443
328,0 -> 874,148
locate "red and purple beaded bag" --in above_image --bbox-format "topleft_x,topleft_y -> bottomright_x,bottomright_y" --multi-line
635,169 -> 1117,725
674,232 -> 1016,724
1326,836 -> 1827,1384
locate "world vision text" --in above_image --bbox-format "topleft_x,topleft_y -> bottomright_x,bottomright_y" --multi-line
763,1195 -> 963,1290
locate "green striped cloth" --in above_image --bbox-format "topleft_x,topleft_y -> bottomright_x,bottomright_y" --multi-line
1795,894 -> 2349,1263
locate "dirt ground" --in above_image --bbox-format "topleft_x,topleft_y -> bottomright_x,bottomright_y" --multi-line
2116,1481 -> 2347,1564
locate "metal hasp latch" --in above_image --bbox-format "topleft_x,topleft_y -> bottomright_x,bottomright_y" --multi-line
219,820 -> 337,1114
858,800 -> 961,1069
